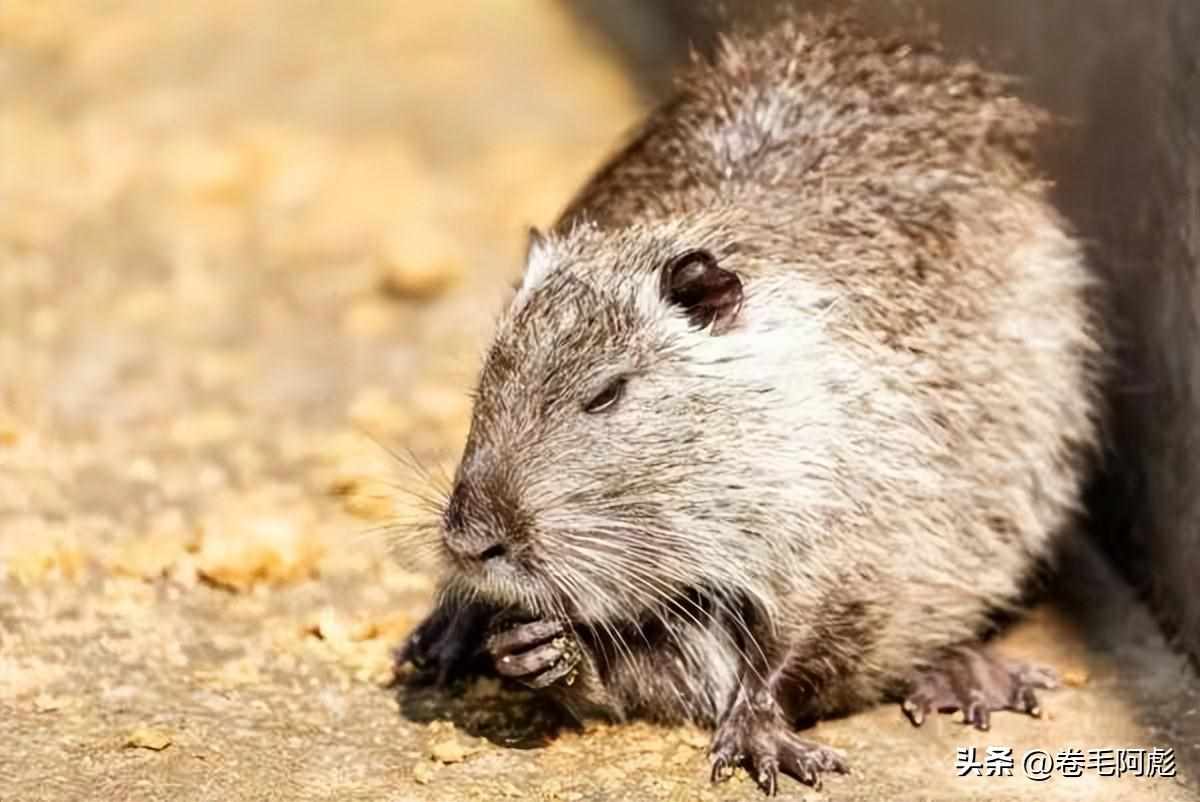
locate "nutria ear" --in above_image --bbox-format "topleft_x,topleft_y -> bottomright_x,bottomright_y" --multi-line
525,226 -> 546,260
661,249 -> 743,334
518,226 -> 554,293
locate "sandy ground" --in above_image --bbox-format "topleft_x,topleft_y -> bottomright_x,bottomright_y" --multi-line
0,2 -> 1197,801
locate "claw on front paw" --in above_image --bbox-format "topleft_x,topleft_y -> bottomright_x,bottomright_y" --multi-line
394,599 -> 495,687
486,618 -> 581,690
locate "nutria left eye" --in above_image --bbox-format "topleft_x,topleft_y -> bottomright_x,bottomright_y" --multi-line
584,377 -> 626,413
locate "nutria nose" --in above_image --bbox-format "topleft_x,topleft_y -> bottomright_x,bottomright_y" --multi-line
444,528 -> 508,564
442,480 -> 508,564
475,543 -> 508,562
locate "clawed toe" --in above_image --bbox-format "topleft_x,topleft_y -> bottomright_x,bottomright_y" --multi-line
396,599 -> 495,686
901,693 -> 932,727
485,618 -> 580,690
709,705 -> 847,796
710,753 -> 734,783
903,646 -> 1058,730
756,759 -> 778,796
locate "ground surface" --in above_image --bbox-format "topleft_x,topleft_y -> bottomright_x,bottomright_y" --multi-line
0,2 -> 1197,801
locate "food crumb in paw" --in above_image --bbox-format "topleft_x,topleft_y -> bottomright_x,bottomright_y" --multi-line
553,634 -> 581,685
126,727 -> 173,751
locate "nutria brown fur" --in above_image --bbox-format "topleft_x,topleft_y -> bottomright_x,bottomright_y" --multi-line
399,14 -> 1104,794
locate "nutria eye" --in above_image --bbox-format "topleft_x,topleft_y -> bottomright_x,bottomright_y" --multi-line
584,378 -> 626,414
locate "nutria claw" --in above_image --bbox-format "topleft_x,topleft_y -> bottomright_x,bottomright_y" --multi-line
902,646 -> 1059,730
486,619 -> 581,689
394,599 -> 495,686
709,696 -> 848,795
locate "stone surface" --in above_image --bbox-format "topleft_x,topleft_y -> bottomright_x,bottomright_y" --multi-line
0,2 -> 1195,801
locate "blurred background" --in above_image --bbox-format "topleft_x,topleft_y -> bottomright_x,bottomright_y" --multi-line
0,2 -> 1196,800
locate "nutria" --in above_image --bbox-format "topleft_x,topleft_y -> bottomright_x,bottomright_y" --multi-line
398,14 -> 1103,794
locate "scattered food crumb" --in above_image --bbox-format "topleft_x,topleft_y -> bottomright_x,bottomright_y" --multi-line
308,607 -> 352,643
194,490 -> 324,591
126,727 -> 173,751
378,225 -> 463,300
429,737 -> 468,764
0,416 -> 19,446
339,480 -> 396,522
32,694 -> 65,713
300,608 -> 413,685
1062,668 -> 1090,687
110,533 -> 192,580
4,535 -> 87,585
412,761 -> 438,785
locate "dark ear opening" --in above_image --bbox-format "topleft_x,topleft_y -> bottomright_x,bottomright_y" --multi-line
660,249 -> 743,334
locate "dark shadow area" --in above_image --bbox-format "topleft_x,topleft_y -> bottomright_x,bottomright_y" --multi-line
393,673 -> 572,750
563,0 -> 715,99
1051,533 -> 1200,788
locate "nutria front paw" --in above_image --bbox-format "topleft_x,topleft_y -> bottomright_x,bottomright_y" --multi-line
902,645 -> 1059,730
486,618 -> 581,689
710,693 -> 848,795
395,599 -> 496,686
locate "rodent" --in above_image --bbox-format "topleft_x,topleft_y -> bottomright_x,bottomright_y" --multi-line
585,0 -> 1200,679
398,14 -> 1104,794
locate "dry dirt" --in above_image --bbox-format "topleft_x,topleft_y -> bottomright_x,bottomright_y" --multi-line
0,2 -> 1196,801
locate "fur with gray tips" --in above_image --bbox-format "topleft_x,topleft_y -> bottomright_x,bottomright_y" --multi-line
418,13 -> 1104,737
